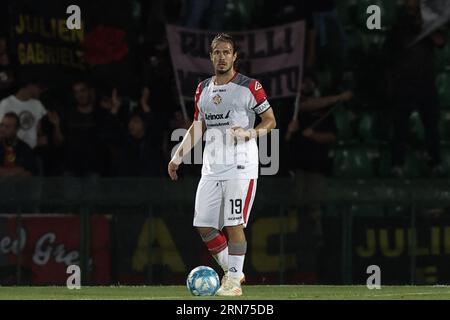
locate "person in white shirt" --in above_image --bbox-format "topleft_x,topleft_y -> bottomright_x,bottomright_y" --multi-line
0,79 -> 47,149
168,34 -> 277,296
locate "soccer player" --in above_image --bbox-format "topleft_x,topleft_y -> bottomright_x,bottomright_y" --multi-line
168,33 -> 276,296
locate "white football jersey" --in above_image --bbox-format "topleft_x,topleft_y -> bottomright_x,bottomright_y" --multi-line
194,73 -> 271,180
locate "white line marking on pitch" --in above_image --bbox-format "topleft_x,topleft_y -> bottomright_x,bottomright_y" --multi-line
369,292 -> 447,297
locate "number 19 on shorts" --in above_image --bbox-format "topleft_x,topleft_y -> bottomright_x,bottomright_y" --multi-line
229,199 -> 242,215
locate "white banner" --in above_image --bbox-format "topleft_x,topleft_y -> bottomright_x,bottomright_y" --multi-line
166,21 -> 305,117
410,0 -> 450,46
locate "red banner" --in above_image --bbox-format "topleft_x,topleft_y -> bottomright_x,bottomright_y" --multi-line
0,214 -> 110,285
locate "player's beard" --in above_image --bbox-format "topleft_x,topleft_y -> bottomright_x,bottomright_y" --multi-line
216,64 -> 232,75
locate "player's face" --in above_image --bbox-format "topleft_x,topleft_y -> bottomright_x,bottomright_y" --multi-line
210,41 -> 236,75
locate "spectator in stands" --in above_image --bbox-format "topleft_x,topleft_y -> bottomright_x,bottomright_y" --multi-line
38,100 -> 66,176
98,87 -> 131,128
98,86 -> 153,127
49,80 -> 121,177
0,112 -> 37,176
0,78 -> 48,149
286,72 -> 352,238
387,0 -> 447,177
114,110 -> 162,177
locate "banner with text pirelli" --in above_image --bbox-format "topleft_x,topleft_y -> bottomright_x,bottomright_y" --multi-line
166,21 -> 305,102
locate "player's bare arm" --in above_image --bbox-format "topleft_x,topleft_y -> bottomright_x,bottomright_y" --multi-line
231,107 -> 276,140
168,120 -> 205,181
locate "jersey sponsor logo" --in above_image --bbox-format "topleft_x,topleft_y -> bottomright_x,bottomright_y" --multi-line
254,81 -> 262,91
205,110 -> 230,120
213,94 -> 222,105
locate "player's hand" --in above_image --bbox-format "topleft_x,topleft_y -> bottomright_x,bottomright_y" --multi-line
168,160 -> 180,181
230,127 -> 256,141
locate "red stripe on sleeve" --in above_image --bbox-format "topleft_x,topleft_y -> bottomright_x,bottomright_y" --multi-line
249,80 -> 267,105
194,82 -> 202,121
243,179 -> 254,224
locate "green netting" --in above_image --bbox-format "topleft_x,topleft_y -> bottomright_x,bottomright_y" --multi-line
334,108 -> 355,141
404,150 -> 427,178
333,146 -> 374,178
409,111 -> 425,144
439,111 -> 450,142
440,146 -> 450,177
437,72 -> 450,108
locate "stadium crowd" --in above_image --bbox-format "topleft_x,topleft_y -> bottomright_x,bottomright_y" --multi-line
0,0 -> 448,180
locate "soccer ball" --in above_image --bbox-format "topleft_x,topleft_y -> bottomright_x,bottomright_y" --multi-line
186,266 -> 220,296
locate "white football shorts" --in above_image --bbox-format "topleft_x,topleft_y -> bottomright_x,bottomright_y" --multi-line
193,177 -> 257,230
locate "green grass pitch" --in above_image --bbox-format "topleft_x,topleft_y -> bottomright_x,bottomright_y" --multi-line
0,286 -> 450,300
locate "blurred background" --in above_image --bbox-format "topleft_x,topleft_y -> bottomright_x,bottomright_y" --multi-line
0,0 -> 450,286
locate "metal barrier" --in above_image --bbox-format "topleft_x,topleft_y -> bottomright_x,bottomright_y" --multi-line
1,177 -> 449,285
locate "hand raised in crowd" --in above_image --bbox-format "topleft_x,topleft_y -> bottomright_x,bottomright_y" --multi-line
287,119 -> 299,133
302,127 -> 315,138
47,111 -> 60,127
111,88 -> 122,115
339,90 -> 353,103
140,87 -> 151,113
285,119 -> 299,141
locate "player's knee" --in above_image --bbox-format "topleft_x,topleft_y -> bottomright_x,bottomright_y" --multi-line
224,225 -> 246,243
197,227 -> 217,239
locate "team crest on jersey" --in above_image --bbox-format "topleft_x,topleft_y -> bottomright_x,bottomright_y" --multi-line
255,81 -> 262,91
213,94 -> 222,105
